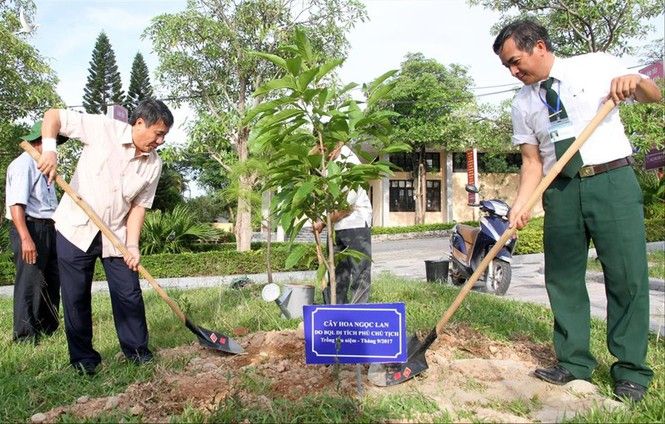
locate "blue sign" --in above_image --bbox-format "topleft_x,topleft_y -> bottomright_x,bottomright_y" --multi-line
303,303 -> 407,364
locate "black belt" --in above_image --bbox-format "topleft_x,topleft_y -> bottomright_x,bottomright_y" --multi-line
578,156 -> 634,178
25,216 -> 55,225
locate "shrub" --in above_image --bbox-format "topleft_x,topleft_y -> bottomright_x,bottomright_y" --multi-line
372,223 -> 456,235
0,243 -> 317,285
141,204 -> 222,254
514,217 -> 545,255
0,221 -> 10,255
646,217 -> 665,242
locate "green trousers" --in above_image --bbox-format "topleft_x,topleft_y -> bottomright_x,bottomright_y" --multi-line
543,165 -> 652,387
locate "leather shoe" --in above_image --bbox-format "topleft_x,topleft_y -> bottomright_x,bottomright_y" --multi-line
73,362 -> 98,376
127,352 -> 154,365
534,365 -> 580,385
614,380 -> 647,402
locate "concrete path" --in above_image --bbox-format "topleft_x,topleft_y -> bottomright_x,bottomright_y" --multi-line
372,237 -> 664,336
1,237 -> 662,335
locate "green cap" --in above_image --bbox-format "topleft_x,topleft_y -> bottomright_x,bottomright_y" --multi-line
21,121 -> 69,145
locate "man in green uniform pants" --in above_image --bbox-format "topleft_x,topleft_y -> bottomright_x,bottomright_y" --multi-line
492,19 -> 661,402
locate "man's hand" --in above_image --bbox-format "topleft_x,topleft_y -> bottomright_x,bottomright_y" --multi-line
21,236 -> 37,264
37,151 -> 58,184
508,208 -> 531,230
124,245 -> 141,271
608,74 -> 643,104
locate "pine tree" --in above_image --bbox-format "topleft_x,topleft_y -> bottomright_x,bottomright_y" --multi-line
125,53 -> 154,115
82,32 -> 125,114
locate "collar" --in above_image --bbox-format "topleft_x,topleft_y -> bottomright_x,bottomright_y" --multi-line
532,55 -> 565,91
117,122 -> 150,158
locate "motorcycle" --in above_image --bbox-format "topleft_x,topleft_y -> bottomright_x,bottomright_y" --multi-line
448,184 -> 516,295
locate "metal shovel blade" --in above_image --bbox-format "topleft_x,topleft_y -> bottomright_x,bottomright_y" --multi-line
367,330 -> 437,386
186,319 -> 245,354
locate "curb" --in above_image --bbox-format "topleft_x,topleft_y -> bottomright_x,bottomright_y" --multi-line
587,271 -> 665,292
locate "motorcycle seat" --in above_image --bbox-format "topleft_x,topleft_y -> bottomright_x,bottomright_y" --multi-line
457,224 -> 480,246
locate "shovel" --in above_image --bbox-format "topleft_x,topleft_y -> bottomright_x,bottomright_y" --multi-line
21,141 -> 245,355
368,99 -> 617,386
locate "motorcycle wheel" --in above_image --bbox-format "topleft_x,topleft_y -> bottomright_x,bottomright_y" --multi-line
450,261 -> 466,286
485,259 -> 511,296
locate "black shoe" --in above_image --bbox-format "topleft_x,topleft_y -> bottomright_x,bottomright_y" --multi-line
127,352 -> 154,365
13,334 -> 39,345
73,362 -> 98,376
534,365 -> 581,385
614,380 -> 647,402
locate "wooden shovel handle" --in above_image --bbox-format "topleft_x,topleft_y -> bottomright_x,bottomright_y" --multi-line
435,99 -> 616,335
20,141 -> 187,323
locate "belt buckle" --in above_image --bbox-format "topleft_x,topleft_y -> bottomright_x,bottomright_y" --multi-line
579,166 -> 595,178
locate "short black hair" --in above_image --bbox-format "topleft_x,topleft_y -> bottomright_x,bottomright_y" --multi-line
129,99 -> 174,128
493,19 -> 553,55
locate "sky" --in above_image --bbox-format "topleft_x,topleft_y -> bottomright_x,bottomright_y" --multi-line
24,0 -> 663,196
28,0 -> 663,143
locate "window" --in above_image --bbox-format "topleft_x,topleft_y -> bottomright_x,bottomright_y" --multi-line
389,180 -> 415,212
389,179 -> 441,212
389,152 -> 441,172
425,152 -> 440,172
426,180 -> 441,212
389,153 -> 413,172
452,152 -> 521,173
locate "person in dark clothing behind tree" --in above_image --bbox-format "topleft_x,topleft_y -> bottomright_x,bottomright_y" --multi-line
5,121 -> 68,343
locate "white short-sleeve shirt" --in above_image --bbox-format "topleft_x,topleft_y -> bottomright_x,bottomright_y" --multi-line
53,110 -> 162,257
511,52 -> 637,174
333,146 -> 373,231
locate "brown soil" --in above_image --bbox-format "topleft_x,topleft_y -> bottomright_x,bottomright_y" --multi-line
34,325 -> 623,423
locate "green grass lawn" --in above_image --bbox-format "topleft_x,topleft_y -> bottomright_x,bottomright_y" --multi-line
0,274 -> 663,422
587,250 -> 665,280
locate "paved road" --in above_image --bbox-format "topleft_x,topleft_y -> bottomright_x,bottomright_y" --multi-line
373,236 -> 665,336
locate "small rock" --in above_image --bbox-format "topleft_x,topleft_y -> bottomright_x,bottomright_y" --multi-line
488,345 -> 498,354
602,398 -> 626,411
296,322 -> 305,339
129,405 -> 144,416
202,362 -> 218,372
76,395 -> 90,404
233,327 -> 249,337
259,351 -> 268,358
565,379 -> 597,395
30,413 -> 46,423
104,396 -> 120,410
275,361 -> 288,372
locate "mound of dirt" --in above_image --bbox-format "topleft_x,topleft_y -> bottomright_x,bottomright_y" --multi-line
34,325 -> 623,423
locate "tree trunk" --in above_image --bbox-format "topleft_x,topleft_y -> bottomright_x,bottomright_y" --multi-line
414,146 -> 426,225
235,126 -> 252,252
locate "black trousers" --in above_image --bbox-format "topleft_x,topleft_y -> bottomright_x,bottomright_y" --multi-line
323,226 -> 372,304
57,232 -> 151,367
10,221 -> 60,341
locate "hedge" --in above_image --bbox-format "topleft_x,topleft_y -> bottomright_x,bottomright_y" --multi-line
514,216 -> 663,255
372,222 -> 456,235
0,243 -> 317,286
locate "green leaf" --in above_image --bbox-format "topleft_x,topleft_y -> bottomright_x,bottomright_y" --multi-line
297,67 -> 319,91
260,108 -> 304,128
253,77 -> 297,97
249,51 -> 288,71
316,265 -> 327,283
292,179 -> 315,207
285,244 -> 310,269
315,58 -> 345,82
367,81 -> 395,108
285,56 -> 302,75
294,27 -> 314,62
366,69 -> 398,94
